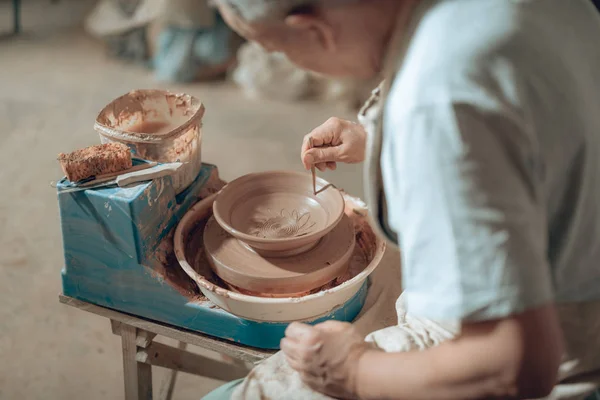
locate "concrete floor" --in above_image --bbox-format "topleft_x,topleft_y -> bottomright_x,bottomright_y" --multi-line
0,1 -> 361,399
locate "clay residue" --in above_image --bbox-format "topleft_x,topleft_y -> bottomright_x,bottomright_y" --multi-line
95,90 -> 204,142
140,168 -> 226,302
125,120 -> 174,135
150,227 -> 203,300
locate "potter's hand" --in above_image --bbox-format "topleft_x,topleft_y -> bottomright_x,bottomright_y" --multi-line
281,321 -> 369,399
301,117 -> 367,171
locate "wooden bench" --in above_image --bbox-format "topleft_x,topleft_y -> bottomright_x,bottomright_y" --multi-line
59,294 -> 275,400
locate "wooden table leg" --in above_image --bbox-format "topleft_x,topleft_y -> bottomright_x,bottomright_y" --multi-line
120,324 -> 153,400
158,342 -> 187,400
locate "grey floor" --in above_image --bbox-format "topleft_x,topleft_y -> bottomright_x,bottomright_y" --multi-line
0,1 -> 362,399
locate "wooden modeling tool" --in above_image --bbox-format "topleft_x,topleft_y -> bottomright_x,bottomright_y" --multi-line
309,137 -> 316,195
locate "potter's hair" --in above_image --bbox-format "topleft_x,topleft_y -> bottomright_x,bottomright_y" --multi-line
212,0 -> 355,23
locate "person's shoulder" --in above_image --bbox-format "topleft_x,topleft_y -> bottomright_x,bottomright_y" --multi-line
391,0 -> 598,112
409,0 -> 599,74
411,0 -> 529,70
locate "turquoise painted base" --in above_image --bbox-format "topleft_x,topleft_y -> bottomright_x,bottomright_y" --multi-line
62,268 -> 367,349
58,164 -> 368,349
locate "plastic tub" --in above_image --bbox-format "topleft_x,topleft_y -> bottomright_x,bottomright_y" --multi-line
94,89 -> 204,194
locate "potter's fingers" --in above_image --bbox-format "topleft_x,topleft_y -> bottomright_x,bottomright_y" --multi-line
285,322 -> 316,339
301,135 -> 329,170
306,146 -> 342,167
316,162 -> 327,172
309,122 -> 337,147
301,153 -> 310,170
285,354 -> 308,372
299,371 -> 328,392
281,338 -> 321,364
283,348 -> 320,373
326,162 -> 337,170
303,119 -> 338,152
301,135 -> 317,170
301,132 -> 325,156
315,320 -> 352,333
280,337 -> 303,360
285,323 -> 322,346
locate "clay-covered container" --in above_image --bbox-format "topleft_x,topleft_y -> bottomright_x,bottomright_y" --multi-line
212,171 -> 345,256
94,89 -> 204,194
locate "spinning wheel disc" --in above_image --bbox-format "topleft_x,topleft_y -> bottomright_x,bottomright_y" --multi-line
203,214 -> 355,295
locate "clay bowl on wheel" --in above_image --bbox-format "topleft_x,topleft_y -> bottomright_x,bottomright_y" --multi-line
212,171 -> 345,257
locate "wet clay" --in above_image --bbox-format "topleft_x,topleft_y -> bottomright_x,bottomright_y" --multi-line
213,171 -> 344,256
247,206 -> 319,239
125,120 -> 174,135
203,214 -> 355,295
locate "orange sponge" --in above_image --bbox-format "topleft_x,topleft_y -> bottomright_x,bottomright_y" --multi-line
58,143 -> 132,183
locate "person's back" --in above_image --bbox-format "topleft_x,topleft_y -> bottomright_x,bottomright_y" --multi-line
382,0 -> 600,396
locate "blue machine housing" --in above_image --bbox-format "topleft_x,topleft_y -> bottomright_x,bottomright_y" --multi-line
59,164 -> 367,349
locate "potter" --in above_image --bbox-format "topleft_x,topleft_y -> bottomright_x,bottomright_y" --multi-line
205,0 -> 600,399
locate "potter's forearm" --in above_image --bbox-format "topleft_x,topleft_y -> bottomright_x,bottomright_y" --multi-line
354,305 -> 563,400
355,347 -> 510,400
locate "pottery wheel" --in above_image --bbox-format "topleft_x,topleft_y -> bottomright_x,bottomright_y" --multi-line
203,214 -> 355,295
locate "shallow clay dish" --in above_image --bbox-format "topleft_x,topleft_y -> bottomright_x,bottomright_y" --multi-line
203,213 -> 355,296
213,171 -> 344,256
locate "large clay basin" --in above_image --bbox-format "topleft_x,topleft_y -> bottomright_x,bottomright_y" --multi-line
174,193 -> 386,322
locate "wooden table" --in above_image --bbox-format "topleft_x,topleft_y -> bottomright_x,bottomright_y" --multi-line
60,294 -> 275,400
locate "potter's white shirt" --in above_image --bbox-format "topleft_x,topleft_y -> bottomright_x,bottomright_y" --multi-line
381,0 -> 600,321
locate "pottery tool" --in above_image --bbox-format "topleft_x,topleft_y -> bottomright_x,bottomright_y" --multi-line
56,162 -> 183,193
309,137 -> 317,195
73,161 -> 158,187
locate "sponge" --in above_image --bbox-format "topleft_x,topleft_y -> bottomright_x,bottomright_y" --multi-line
58,143 -> 133,183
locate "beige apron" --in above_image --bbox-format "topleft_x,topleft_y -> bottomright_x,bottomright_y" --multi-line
230,1 -> 600,398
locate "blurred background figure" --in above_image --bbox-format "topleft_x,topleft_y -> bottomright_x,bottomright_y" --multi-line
80,0 -> 374,106
84,0 -> 240,82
